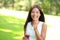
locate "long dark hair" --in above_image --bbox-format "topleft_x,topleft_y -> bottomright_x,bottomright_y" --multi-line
24,4 -> 45,34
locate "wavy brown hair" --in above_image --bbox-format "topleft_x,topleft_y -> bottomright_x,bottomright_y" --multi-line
24,5 -> 45,35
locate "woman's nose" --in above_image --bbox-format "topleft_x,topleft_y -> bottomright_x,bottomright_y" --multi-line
34,12 -> 37,15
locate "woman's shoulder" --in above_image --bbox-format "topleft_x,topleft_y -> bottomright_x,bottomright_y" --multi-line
40,21 -> 44,23
27,21 -> 31,25
40,21 -> 47,25
40,21 -> 47,27
42,22 -> 47,29
27,21 -> 31,26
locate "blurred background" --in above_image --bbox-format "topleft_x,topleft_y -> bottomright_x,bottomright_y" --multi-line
0,0 -> 60,40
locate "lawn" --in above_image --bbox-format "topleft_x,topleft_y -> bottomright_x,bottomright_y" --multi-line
0,15 -> 25,40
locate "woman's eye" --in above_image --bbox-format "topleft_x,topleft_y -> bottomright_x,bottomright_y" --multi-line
36,12 -> 38,13
36,11 -> 40,14
32,11 -> 35,13
31,11 -> 39,14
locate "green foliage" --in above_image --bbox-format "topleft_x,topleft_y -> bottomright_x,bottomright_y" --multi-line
0,0 -> 60,16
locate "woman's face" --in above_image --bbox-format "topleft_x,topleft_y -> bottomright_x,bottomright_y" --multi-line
31,8 -> 41,21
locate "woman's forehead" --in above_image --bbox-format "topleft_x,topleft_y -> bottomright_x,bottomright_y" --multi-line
32,7 -> 40,11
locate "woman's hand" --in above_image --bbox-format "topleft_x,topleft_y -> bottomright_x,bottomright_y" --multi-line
23,34 -> 29,40
32,21 -> 38,30
23,36 -> 28,40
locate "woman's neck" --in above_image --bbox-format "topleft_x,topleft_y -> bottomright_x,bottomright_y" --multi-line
32,20 -> 39,25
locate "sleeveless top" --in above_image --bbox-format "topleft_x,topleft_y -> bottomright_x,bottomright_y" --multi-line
26,21 -> 44,40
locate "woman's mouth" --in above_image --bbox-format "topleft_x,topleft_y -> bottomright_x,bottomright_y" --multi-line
33,16 -> 38,18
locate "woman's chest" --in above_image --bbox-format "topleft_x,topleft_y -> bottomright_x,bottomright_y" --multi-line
26,25 -> 42,37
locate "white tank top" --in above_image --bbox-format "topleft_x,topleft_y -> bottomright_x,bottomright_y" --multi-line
26,21 -> 43,40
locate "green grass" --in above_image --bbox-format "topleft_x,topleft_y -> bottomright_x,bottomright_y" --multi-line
0,15 -> 25,40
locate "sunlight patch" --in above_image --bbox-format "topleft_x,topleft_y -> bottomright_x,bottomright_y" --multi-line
0,28 -> 12,32
13,36 -> 23,40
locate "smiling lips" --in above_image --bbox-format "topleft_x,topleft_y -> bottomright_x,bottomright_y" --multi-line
32,15 -> 38,20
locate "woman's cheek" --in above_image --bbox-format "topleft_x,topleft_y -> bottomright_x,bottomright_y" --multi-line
31,13 -> 33,18
38,14 -> 40,18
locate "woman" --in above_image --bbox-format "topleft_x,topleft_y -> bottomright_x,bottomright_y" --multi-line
23,4 -> 47,40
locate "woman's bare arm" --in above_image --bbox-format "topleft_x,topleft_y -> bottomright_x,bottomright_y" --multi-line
34,23 -> 47,40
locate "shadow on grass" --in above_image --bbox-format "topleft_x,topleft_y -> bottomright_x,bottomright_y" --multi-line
0,15 -> 25,40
